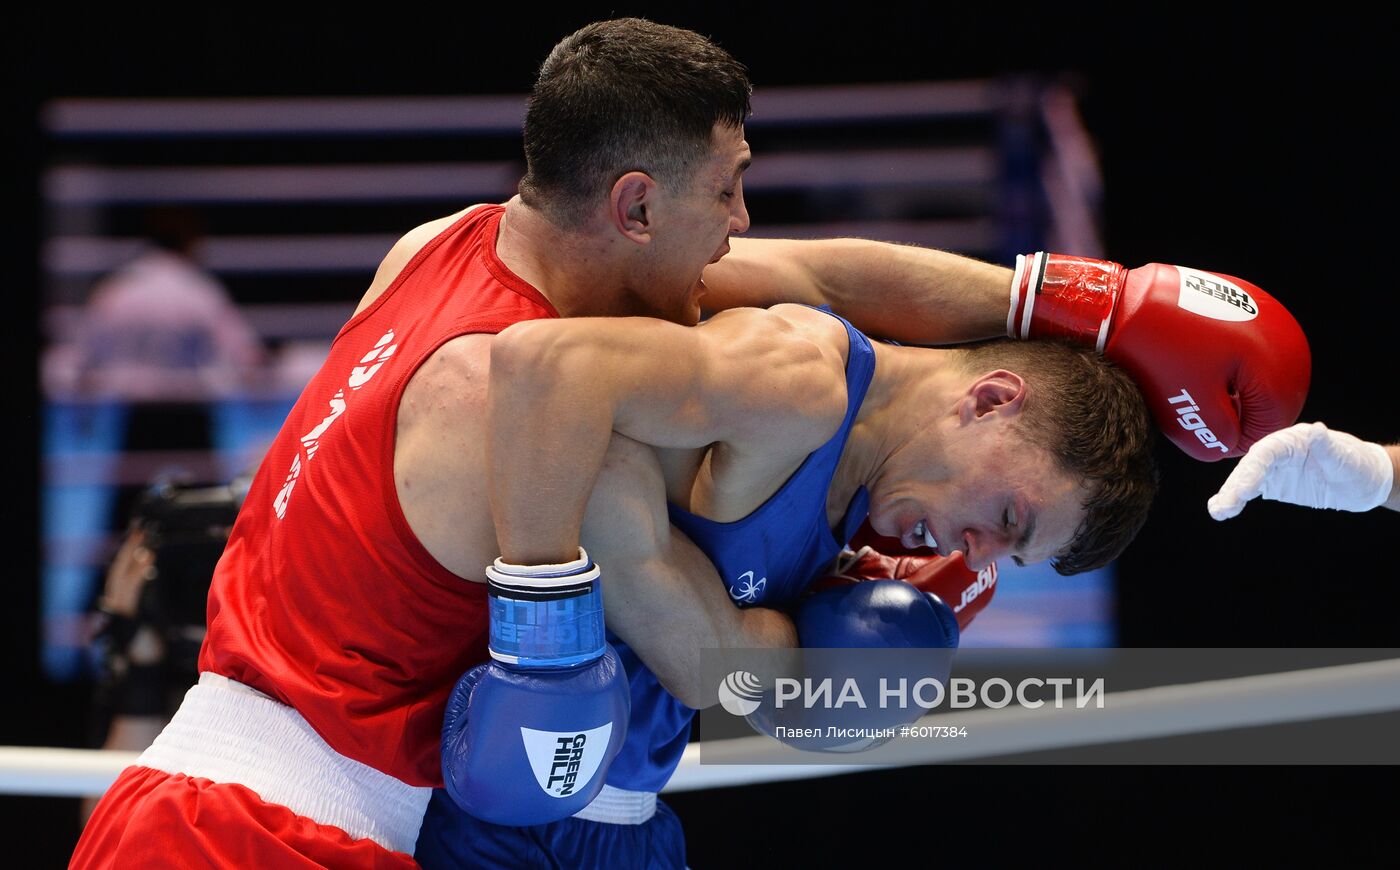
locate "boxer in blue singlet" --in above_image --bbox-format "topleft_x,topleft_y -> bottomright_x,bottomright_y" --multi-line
419,300 -> 1157,869
415,310 -> 877,869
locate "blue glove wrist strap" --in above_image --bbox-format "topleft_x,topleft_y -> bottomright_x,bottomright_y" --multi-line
485,550 -> 606,668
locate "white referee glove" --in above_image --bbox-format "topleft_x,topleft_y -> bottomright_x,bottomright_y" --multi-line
1208,422 -> 1395,519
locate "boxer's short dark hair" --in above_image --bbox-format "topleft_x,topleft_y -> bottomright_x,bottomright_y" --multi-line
520,18 -> 752,223
954,340 -> 1159,575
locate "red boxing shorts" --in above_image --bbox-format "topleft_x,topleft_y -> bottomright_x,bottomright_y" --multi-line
71,674 -> 428,868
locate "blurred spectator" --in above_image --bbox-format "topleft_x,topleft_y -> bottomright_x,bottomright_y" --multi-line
40,209 -> 265,680
45,207 -> 263,401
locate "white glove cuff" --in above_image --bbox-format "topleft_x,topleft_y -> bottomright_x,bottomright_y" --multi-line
487,547 -> 598,588
1007,252 -> 1045,339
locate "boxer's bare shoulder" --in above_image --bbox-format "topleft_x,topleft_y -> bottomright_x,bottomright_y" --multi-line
763,302 -> 855,367
394,332 -> 497,581
676,304 -> 853,521
353,205 -> 484,317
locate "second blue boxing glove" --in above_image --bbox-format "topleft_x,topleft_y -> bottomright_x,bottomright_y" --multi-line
440,548 -> 629,826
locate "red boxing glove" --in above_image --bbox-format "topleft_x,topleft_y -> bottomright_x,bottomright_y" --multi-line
1007,253 -> 1311,462
811,544 -> 998,632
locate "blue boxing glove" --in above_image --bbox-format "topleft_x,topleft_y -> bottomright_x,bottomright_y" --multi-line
749,579 -> 958,752
440,548 -> 628,826
794,578 -> 960,650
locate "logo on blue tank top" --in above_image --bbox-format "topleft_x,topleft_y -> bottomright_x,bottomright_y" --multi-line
727,570 -> 767,604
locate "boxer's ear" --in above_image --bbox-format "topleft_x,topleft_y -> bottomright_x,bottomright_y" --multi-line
960,370 -> 1027,423
609,172 -> 657,244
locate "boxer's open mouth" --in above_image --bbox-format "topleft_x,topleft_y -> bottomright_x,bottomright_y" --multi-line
914,519 -> 940,552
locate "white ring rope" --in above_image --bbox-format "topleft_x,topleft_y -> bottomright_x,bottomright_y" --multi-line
668,656 -> 1400,788
0,747 -> 139,797
6,658 -> 1400,798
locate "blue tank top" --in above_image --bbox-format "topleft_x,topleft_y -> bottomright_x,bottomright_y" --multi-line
604,309 -> 876,791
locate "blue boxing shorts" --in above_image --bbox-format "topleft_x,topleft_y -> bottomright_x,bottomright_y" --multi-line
414,785 -> 686,869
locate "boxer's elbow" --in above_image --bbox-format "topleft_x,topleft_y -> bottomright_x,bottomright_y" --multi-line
646,662 -> 711,711
674,608 -> 799,710
723,607 -> 799,658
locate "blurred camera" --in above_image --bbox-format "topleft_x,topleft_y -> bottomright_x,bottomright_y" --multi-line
129,480 -> 242,670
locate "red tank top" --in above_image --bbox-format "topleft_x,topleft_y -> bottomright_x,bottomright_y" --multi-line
200,205 -> 557,786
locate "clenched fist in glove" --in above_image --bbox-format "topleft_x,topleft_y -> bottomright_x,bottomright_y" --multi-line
1208,422 -> 1399,518
1009,253 -> 1311,462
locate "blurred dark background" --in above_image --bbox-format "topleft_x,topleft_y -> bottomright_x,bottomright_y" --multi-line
5,5 -> 1396,865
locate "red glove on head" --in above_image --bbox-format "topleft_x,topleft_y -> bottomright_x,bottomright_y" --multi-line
1009,253 -> 1311,462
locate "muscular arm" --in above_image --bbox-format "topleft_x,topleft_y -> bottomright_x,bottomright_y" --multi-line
486,306 -> 846,565
700,237 -> 1011,344
395,334 -> 799,708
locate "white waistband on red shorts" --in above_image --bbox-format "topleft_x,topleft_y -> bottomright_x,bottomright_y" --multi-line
136,672 -> 431,855
571,784 -> 658,825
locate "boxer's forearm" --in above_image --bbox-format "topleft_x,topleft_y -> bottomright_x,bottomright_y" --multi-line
702,237 -> 1009,344
581,436 -> 798,709
600,542 -> 798,709
486,327 -> 613,565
